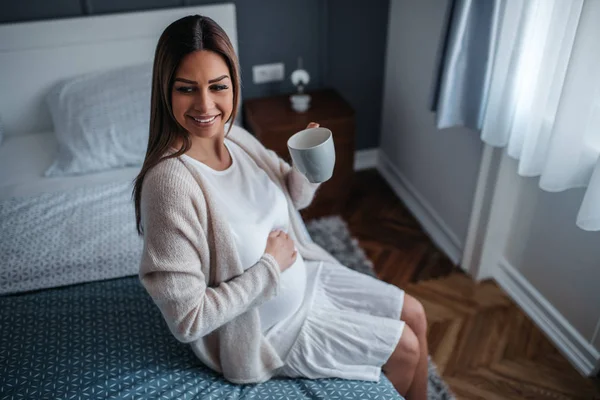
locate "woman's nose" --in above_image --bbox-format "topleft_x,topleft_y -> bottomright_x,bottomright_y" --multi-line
193,89 -> 214,111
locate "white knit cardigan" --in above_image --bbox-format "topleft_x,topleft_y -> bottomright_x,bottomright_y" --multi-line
139,125 -> 339,384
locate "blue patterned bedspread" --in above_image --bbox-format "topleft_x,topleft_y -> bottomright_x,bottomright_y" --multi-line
0,276 -> 402,399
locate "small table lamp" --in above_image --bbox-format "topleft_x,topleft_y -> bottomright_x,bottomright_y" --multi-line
290,57 -> 311,113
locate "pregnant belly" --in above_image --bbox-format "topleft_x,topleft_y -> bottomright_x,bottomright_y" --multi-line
258,253 -> 307,332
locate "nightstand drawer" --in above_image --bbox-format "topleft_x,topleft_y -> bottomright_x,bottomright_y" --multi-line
321,119 -> 355,149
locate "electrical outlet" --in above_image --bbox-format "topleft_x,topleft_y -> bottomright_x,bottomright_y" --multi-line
252,63 -> 285,84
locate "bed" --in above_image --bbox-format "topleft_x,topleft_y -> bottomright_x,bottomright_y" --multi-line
0,4 -> 402,399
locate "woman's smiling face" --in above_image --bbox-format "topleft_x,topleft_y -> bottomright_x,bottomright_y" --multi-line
171,50 -> 233,140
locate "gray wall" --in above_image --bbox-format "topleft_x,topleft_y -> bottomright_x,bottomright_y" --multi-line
326,1 -> 390,149
0,0 -> 390,150
380,0 -> 484,247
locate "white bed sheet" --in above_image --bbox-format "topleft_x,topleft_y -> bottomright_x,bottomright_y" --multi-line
0,131 -> 140,200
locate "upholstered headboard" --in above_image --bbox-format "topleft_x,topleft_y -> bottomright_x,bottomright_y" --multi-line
0,3 -> 238,137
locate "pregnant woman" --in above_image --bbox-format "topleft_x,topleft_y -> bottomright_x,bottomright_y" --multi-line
133,15 -> 428,400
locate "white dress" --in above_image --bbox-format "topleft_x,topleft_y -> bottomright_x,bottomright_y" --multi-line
184,139 -> 406,382
182,140 -> 307,332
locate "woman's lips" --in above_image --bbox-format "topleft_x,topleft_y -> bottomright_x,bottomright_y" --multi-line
187,114 -> 220,127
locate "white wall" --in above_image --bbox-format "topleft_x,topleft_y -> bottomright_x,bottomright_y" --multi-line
506,174 -> 600,345
379,0 -> 484,262
478,152 -> 600,375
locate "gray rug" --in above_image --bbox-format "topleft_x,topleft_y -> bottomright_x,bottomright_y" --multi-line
306,215 -> 456,400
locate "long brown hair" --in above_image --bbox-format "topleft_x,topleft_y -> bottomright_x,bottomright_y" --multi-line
133,15 -> 241,235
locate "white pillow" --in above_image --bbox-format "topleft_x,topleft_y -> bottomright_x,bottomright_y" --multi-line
45,63 -> 152,176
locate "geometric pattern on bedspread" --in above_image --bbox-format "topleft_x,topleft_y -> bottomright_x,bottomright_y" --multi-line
0,276 -> 403,399
0,182 -> 142,295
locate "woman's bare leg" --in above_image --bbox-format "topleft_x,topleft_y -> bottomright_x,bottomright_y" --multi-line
383,324 -> 420,396
401,295 -> 429,400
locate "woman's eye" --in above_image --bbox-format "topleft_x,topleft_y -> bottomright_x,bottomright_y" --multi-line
174,85 -> 227,93
175,86 -> 195,93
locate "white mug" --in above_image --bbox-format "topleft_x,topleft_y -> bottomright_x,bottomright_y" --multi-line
287,127 -> 336,183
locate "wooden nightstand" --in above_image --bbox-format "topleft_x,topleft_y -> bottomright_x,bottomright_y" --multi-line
244,88 -> 355,220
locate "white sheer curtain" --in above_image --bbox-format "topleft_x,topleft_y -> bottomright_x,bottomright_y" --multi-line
481,0 -> 600,231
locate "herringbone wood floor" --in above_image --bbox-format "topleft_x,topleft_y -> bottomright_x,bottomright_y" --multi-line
335,169 -> 600,400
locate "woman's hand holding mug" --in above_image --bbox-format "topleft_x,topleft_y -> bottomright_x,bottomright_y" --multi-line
265,229 -> 297,272
287,121 -> 336,183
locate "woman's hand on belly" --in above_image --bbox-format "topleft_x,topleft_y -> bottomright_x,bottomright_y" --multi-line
264,229 -> 297,272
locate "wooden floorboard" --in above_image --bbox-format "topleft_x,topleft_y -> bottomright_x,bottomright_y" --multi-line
334,168 -> 600,400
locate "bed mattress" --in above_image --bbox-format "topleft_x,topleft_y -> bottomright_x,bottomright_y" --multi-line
0,275 -> 401,399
